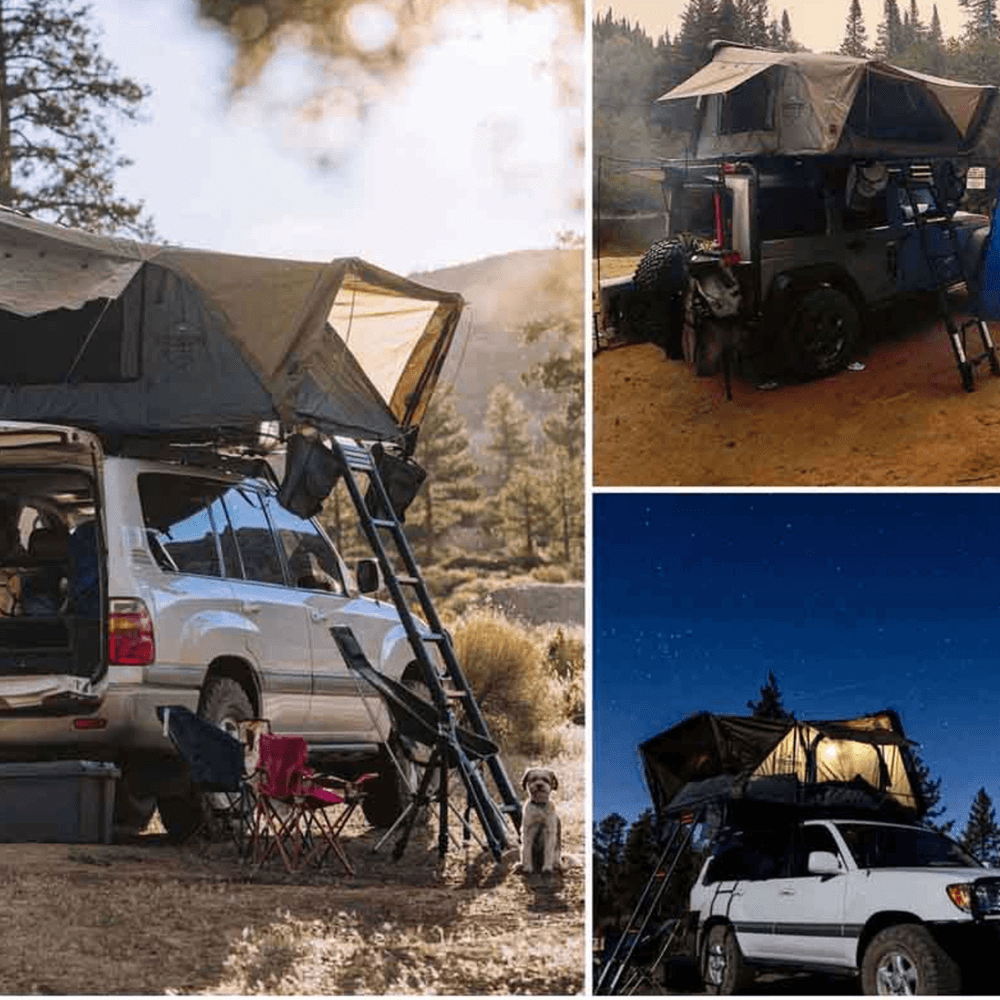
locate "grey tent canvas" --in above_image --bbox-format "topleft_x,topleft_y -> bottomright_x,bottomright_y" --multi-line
0,209 -> 464,445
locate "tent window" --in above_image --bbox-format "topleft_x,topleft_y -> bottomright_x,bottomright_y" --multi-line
719,71 -> 775,134
0,296 -> 138,384
845,73 -> 960,145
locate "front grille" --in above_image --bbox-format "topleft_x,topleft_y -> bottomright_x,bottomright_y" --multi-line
972,877 -> 1000,919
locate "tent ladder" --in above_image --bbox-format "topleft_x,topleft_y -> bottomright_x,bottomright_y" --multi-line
330,437 -> 522,857
595,807 -> 703,995
898,164 -> 1000,392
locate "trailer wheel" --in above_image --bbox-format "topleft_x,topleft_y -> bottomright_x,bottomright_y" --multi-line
633,238 -> 690,358
702,924 -> 752,995
786,287 -> 859,379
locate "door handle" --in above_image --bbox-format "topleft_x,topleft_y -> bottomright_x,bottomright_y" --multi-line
310,609 -> 329,623
241,602 -> 261,615
779,888 -> 796,896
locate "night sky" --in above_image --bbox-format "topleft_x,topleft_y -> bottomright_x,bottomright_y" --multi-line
593,492 -> 1000,831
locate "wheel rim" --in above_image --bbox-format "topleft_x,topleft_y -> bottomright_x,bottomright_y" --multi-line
875,951 -> 919,995
707,941 -> 727,987
802,308 -> 848,372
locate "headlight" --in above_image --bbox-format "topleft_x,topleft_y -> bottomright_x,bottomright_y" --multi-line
947,883 -> 973,912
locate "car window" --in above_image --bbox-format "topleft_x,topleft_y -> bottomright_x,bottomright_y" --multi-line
758,184 -> 827,240
899,184 -> 938,220
835,822 -> 982,869
793,824 -> 842,876
220,485 -> 285,586
704,826 -> 794,883
137,474 -> 223,577
262,496 -> 345,594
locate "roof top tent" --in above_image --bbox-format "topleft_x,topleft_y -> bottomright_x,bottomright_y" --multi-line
0,208 -> 464,451
640,709 -> 925,831
657,42 -> 998,162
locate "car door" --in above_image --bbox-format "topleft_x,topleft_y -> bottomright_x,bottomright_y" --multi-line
218,482 -> 311,733
261,493 -> 396,742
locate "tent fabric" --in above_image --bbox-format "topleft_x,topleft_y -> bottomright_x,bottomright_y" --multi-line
640,710 -> 922,823
0,209 -> 463,444
657,43 -> 995,159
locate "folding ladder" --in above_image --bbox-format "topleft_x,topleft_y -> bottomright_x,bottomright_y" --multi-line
330,437 -> 523,857
899,164 -> 1000,392
596,807 -> 704,995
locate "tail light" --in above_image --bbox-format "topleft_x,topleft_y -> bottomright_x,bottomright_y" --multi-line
722,251 -> 742,267
108,598 -> 155,666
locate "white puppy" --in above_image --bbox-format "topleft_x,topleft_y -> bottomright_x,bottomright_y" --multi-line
520,766 -> 562,874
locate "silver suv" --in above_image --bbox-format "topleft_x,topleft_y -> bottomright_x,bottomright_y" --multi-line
0,420 -> 433,834
690,817 -> 1000,994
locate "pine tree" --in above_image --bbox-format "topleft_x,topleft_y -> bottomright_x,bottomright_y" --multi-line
737,0 -> 772,47
0,0 -> 154,235
747,669 -> 793,720
959,0 -> 1000,39
779,9 -> 793,48
411,387 -> 482,565
484,384 -> 533,487
594,812 -> 629,929
960,787 -> 1000,864
908,0 -> 925,43
911,750 -> 954,834
497,467 -> 554,561
542,444 -> 584,569
841,0 -> 870,56
718,0 -> 739,39
877,0 -> 905,56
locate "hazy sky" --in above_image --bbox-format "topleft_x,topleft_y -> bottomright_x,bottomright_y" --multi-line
604,0 -> 968,53
88,0 -> 583,272
594,493 -> 1000,833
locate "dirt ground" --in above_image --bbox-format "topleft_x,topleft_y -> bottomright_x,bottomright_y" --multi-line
594,255 -> 1000,486
0,726 -> 584,995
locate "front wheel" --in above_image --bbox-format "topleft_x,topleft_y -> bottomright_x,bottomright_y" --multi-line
861,924 -> 961,995
702,923 -> 752,995
786,287 -> 860,380
361,740 -> 418,828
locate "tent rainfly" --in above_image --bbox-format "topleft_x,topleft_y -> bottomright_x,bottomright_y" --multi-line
0,208 -> 464,446
640,710 -> 924,824
657,42 -> 997,160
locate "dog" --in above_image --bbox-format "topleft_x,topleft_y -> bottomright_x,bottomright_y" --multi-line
520,766 -> 561,874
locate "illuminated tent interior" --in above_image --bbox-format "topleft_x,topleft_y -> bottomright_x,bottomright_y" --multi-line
0,208 -> 464,448
640,710 -> 924,826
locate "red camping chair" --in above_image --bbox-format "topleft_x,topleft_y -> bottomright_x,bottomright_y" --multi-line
247,732 -> 373,875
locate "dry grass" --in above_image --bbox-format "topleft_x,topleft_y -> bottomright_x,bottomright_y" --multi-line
0,724 -> 584,995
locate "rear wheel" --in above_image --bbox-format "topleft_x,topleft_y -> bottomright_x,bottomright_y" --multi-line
114,763 -> 158,835
361,739 -> 418,828
786,287 -> 860,379
158,676 -> 252,841
861,925 -> 961,995
702,924 -> 752,995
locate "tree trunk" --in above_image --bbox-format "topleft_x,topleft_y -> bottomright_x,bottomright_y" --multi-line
0,0 -> 10,205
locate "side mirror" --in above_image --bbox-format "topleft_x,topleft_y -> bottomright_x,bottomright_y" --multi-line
356,558 -> 380,595
807,850 -> 843,876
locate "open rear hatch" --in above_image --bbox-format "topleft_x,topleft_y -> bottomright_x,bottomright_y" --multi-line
0,423 -> 106,714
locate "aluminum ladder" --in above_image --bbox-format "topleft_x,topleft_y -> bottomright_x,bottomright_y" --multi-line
331,437 -> 523,858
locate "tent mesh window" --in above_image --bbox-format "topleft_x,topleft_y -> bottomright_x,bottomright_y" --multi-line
719,70 -> 776,134
0,296 -> 135,384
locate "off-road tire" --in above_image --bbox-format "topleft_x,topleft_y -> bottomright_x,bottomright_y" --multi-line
362,740 -> 419,828
632,238 -> 690,358
702,923 -> 752,995
786,286 -> 860,380
114,763 -> 158,835
158,677 -> 253,841
861,924 -> 962,995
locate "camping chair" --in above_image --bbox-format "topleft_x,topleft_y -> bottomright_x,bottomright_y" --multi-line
155,705 -> 249,847
247,732 -> 372,875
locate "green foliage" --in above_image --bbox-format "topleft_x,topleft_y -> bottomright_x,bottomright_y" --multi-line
497,468 -> 555,560
746,669 -> 793,721
484,383 -> 533,487
841,0 -> 869,57
960,787 -> 1000,864
0,0 -> 154,235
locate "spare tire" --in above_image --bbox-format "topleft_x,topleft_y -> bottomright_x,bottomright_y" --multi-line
632,238 -> 691,358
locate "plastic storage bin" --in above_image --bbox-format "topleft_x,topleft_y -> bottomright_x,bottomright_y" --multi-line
0,760 -> 119,843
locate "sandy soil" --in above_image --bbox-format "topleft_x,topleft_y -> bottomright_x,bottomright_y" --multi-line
0,727 -> 584,995
594,256 -> 1000,487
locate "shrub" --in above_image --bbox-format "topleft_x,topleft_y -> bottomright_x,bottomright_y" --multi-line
546,627 -> 585,724
532,564 -> 570,584
452,610 -> 565,758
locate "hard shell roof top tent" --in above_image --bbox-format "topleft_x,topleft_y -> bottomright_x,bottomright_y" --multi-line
657,42 -> 998,161
0,207 -> 464,449
640,709 -> 925,828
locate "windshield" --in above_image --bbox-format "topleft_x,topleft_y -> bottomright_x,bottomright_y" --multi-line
835,822 -> 983,869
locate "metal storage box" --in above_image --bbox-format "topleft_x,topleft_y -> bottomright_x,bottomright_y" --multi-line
0,760 -> 119,843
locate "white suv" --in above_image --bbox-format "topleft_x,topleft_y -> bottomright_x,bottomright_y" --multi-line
690,817 -> 1000,994
0,421 -> 433,834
